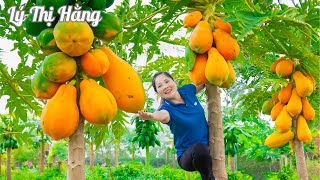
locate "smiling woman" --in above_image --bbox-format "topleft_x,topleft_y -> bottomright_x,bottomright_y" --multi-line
136,72 -> 215,180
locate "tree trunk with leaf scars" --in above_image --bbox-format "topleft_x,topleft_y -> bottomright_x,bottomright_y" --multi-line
206,83 -> 227,179
293,117 -> 308,180
67,118 -> 85,180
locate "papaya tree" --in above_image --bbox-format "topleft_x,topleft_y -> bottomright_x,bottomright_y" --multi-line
131,98 -> 161,168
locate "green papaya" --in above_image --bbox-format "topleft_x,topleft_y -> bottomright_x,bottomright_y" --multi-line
185,44 -> 197,71
92,12 -> 122,41
42,52 -> 77,83
37,28 -> 60,55
31,66 -> 62,99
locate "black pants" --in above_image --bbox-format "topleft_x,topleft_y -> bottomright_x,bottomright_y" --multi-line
178,143 -> 215,180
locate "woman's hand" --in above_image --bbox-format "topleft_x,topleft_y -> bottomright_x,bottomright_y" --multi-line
135,111 -> 153,120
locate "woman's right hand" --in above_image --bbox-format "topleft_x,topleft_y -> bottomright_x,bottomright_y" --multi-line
135,111 -> 153,120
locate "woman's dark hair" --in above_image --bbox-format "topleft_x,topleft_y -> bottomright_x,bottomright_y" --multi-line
152,72 -> 174,93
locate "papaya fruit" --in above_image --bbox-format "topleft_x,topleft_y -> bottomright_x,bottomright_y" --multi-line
287,88 -> 302,117
87,0 -> 106,10
272,92 -> 280,105
188,53 -> 208,86
292,71 -> 313,97
213,18 -> 232,34
40,84 -> 79,140
275,105 -> 292,133
212,29 -> 240,60
184,44 -> 197,71
262,98 -> 275,115
289,140 -> 294,150
275,59 -> 294,77
80,49 -> 110,77
31,66 -> 62,99
189,21 -> 213,54
53,21 -> 94,57
305,74 -> 315,89
297,115 -> 312,143
24,14 -> 48,37
205,47 -> 229,86
264,130 -> 294,148
101,46 -> 146,113
37,28 -> 60,55
36,0 -> 69,15
42,52 -> 77,83
80,79 -> 117,125
220,61 -> 236,88
106,0 -> 114,8
183,11 -> 202,28
278,83 -> 293,104
271,102 -> 285,121
301,97 -> 315,120
270,57 -> 284,73
92,12 -> 122,42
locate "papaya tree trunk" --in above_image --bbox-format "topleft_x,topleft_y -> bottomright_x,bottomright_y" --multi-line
68,117 -> 85,180
6,148 -> 11,180
293,117 -> 308,180
165,148 -> 169,164
145,145 -> 150,168
227,153 -> 235,172
0,154 -> 2,176
172,150 -> 176,169
38,142 -> 45,173
114,144 -> 119,167
206,83 -> 227,179
90,142 -> 94,170
131,147 -> 135,160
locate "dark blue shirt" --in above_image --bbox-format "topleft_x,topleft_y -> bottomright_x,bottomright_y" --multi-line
159,84 -> 209,157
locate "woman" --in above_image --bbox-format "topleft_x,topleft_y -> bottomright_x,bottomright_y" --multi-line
136,72 -> 215,180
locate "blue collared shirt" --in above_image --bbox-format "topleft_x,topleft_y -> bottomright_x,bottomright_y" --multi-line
159,84 -> 209,157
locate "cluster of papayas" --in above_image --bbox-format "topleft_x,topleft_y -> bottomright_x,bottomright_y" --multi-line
0,136 -> 18,151
263,57 -> 315,148
183,10 -> 240,88
29,0 -> 146,141
132,118 -> 161,149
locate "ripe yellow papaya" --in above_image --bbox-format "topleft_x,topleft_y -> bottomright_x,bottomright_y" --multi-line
189,21 -> 213,54
287,88 -> 302,117
271,102 -> 285,121
212,29 -> 240,60
275,105 -> 292,133
220,61 -> 236,88
42,52 -> 77,83
101,46 -> 146,113
297,115 -> 312,143
278,83 -> 293,104
80,49 -> 110,77
275,59 -> 294,77
183,11 -> 202,28
205,48 -> 229,86
292,71 -> 313,97
53,21 -> 94,56
213,18 -> 232,34
301,97 -> 315,120
305,74 -> 315,89
270,57 -> 284,73
31,66 -> 62,99
80,79 -> 117,125
264,130 -> 294,148
41,84 -> 79,140
188,53 -> 208,86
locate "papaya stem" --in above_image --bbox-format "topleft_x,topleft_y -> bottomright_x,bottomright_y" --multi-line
123,5 -> 169,29
68,79 -> 77,86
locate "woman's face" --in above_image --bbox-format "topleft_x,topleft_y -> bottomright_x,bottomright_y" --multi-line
155,74 -> 177,99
